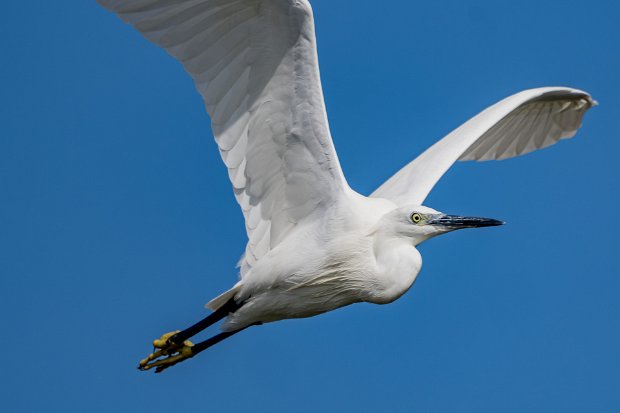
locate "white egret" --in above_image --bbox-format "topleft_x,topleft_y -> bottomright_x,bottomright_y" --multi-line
97,0 -> 596,373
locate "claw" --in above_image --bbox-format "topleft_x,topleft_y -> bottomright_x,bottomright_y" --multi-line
152,331 -> 180,349
138,331 -> 195,373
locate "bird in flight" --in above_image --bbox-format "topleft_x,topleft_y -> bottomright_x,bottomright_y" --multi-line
98,0 -> 596,373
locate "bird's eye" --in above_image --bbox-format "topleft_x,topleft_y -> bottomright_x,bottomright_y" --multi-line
411,213 -> 422,224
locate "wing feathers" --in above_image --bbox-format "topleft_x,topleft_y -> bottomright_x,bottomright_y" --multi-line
372,87 -> 595,206
460,92 -> 593,161
99,0 -> 350,277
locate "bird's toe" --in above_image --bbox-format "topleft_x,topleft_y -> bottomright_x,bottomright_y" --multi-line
138,331 -> 195,373
152,331 -> 180,349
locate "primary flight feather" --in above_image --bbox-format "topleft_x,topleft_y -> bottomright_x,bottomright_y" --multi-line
97,0 -> 595,373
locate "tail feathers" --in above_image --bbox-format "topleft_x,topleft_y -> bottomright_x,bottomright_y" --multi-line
206,284 -> 241,311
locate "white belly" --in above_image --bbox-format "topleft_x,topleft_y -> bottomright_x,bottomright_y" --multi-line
220,235 -> 422,331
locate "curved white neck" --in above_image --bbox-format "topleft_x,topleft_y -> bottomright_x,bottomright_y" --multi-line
369,235 -> 422,304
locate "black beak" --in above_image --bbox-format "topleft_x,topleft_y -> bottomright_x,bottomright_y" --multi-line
427,215 -> 505,229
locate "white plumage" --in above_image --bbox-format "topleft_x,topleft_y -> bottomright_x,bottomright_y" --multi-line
98,0 -> 595,362
99,0 -> 349,278
372,87 -> 595,205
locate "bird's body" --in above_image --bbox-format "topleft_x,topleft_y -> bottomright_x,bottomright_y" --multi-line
219,195 -> 417,331
97,0 -> 596,371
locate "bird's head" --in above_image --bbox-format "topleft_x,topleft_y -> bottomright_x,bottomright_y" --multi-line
376,205 -> 504,245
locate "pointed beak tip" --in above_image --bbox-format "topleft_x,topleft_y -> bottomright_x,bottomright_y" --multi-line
480,218 -> 505,228
479,218 -> 505,228
429,215 -> 506,229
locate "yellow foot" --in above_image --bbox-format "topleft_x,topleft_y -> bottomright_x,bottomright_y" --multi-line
138,331 -> 195,373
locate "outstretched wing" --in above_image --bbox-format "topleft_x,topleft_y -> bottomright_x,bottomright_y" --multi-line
371,87 -> 596,206
98,0 -> 351,276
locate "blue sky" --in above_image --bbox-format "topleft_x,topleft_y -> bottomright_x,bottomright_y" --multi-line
2,1 -> 618,412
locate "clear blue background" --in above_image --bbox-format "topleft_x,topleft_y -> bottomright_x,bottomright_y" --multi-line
2,1 -> 618,412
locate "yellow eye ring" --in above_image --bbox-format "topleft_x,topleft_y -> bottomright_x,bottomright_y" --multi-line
411,213 -> 422,223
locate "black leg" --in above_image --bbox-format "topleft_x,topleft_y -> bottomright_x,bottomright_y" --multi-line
192,322 -> 261,355
138,298 -> 257,373
153,322 -> 261,373
168,298 -> 241,346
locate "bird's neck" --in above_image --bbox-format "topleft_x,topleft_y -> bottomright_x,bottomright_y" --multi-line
369,234 -> 422,304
